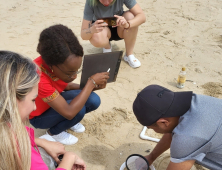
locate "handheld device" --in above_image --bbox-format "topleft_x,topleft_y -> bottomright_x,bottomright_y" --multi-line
99,17 -> 117,26
54,155 -> 64,168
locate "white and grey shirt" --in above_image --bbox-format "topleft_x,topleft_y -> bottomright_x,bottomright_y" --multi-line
171,94 -> 222,170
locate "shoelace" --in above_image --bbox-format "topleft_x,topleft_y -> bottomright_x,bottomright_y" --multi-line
73,123 -> 81,129
54,132 -> 70,140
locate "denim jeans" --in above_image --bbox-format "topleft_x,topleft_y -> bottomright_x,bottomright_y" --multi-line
30,90 -> 100,135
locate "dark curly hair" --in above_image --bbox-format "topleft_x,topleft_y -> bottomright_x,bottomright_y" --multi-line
37,24 -> 84,66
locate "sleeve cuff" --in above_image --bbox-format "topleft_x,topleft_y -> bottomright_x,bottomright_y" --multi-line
170,157 -> 185,163
42,90 -> 59,103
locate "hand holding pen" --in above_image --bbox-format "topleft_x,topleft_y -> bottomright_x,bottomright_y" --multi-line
90,68 -> 110,89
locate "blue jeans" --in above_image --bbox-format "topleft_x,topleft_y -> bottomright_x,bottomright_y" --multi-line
30,90 -> 100,135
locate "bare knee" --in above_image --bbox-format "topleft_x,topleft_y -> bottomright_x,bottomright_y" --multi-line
123,11 -> 135,21
90,33 -> 104,47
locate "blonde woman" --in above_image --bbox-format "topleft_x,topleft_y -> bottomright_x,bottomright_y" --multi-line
81,0 -> 146,68
0,51 -> 86,170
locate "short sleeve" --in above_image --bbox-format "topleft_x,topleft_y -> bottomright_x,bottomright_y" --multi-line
83,0 -> 94,21
38,74 -> 59,103
170,134 -> 208,163
124,0 -> 137,9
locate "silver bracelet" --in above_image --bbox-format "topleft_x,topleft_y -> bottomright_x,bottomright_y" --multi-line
88,77 -> 98,88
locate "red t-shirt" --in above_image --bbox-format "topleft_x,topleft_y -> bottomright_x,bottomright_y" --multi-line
29,56 -> 68,119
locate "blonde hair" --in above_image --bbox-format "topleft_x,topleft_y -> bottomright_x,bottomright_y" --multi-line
0,51 -> 40,170
88,0 -> 116,7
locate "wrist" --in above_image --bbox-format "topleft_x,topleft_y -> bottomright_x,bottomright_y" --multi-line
64,152 -> 76,160
86,78 -> 97,90
35,138 -> 47,148
145,154 -> 155,165
149,152 -> 158,162
85,26 -> 93,35
89,26 -> 92,33
124,21 -> 130,30
88,77 -> 98,88
58,152 -> 76,169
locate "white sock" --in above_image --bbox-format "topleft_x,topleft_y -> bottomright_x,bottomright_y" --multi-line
103,48 -> 112,53
103,42 -> 112,53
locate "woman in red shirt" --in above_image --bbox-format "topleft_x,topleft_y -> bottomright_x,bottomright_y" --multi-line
29,24 -> 109,145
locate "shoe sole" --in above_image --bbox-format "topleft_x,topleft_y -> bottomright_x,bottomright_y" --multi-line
73,130 -> 85,133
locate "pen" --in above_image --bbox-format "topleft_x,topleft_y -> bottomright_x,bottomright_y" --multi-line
107,68 -> 110,72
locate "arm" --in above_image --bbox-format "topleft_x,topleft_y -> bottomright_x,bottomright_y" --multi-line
65,82 -> 80,91
35,138 -> 86,169
166,160 -> 195,170
57,152 -> 86,170
115,3 -> 146,29
35,138 -> 66,163
81,19 -> 94,40
145,133 -> 172,164
81,0 -> 108,40
81,19 -> 108,40
47,72 -> 109,120
128,3 -> 146,27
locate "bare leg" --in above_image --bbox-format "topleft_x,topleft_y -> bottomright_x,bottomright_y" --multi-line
117,11 -> 138,56
89,27 -> 111,49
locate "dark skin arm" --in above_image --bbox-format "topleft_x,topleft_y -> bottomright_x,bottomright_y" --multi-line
146,133 -> 195,170
65,82 -> 80,90
47,72 -> 109,120
166,160 -> 195,170
145,133 -> 172,164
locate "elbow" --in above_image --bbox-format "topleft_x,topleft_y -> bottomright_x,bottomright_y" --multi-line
63,110 -> 75,120
143,16 -> 146,23
142,13 -> 146,23
66,114 -> 74,120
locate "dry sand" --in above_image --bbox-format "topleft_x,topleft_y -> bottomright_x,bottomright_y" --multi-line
1,0 -> 222,169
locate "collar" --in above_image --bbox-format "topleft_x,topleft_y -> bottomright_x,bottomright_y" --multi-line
40,61 -> 59,81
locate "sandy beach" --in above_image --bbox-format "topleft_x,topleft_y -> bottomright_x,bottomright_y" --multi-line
1,0 -> 222,169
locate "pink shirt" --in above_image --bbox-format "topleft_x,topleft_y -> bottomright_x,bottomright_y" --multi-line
26,127 -> 65,170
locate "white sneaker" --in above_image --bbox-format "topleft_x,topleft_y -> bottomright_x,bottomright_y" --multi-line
39,132 -> 56,142
123,54 -> 141,68
51,131 -> 78,145
70,123 -> 85,133
103,42 -> 112,53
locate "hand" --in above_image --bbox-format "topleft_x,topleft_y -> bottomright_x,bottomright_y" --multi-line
114,15 -> 129,28
90,20 -> 108,34
94,80 -> 108,90
59,152 -> 86,170
39,140 -> 66,164
71,154 -> 86,170
91,72 -> 109,87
